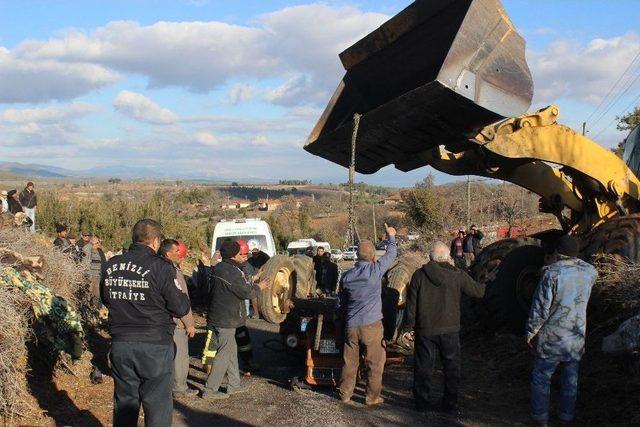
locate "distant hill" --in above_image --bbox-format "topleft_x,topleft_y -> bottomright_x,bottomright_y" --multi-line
0,161 -> 275,183
0,162 -> 68,178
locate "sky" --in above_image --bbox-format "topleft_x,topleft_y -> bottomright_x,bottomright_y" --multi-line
0,0 -> 638,186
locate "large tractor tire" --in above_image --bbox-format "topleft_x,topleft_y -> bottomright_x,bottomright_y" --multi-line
259,255 -> 295,324
382,252 -> 427,343
385,252 -> 427,308
291,254 -> 314,298
580,214 -> 640,263
470,237 -> 544,333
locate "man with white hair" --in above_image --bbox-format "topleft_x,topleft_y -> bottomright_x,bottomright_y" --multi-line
402,241 -> 485,414
338,223 -> 397,406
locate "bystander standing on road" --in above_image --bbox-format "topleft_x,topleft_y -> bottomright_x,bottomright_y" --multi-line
247,242 -> 270,319
338,223 -> 397,406
235,240 -> 259,376
402,241 -> 485,414
159,239 -> 198,397
462,224 -> 483,267
313,246 -> 326,290
18,182 -> 37,233
101,219 -> 191,427
202,240 -> 270,400
450,230 -> 466,270
525,235 -> 597,426
321,251 -> 339,294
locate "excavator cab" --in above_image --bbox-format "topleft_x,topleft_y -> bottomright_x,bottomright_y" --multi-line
623,124 -> 640,177
305,0 -> 533,174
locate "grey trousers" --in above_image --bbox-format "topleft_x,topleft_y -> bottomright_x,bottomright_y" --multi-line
110,341 -> 173,427
204,328 -> 241,393
173,328 -> 190,392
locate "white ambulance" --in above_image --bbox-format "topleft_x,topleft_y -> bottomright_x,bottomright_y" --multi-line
211,218 -> 277,257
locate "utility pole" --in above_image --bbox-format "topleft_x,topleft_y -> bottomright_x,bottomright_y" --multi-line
466,175 -> 471,227
582,121 -> 586,136
372,202 -> 377,242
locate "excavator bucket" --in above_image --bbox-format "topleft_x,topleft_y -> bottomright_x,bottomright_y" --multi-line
304,0 -> 533,174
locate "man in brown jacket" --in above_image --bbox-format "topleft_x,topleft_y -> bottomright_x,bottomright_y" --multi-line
159,239 -> 197,396
402,241 -> 485,414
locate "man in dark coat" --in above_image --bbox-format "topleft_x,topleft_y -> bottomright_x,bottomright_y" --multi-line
202,240 -> 270,400
18,182 -> 36,233
402,241 -> 485,413
320,251 -> 339,294
53,223 -> 70,250
101,219 -> 192,427
6,190 -> 23,215
313,246 -> 325,287
462,224 -> 484,266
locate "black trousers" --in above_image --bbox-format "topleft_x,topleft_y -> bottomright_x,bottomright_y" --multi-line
235,325 -> 254,367
413,332 -> 461,410
110,341 -> 174,427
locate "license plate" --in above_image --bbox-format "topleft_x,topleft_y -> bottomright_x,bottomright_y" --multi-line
319,339 -> 339,354
300,318 -> 310,332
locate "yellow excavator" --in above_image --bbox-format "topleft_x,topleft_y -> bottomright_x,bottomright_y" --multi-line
304,0 -> 640,332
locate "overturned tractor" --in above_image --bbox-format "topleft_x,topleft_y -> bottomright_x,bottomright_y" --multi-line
304,0 -> 640,333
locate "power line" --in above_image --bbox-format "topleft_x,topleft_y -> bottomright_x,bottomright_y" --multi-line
590,71 -> 640,131
586,46 -> 640,125
592,92 -> 640,141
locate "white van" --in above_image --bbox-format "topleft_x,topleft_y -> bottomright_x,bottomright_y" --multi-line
211,218 -> 277,257
286,238 -> 317,256
316,241 -> 331,252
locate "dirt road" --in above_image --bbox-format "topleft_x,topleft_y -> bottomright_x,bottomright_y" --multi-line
30,312 -> 638,426
168,318 -> 531,427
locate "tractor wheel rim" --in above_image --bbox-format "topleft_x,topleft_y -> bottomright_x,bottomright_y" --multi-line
515,265 -> 540,311
272,267 -> 292,314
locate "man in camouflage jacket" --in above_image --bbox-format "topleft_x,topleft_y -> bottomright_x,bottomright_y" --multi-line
525,235 -> 597,426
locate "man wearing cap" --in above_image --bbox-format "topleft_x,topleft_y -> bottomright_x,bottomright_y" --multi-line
202,240 -> 270,400
78,230 -> 93,261
101,219 -> 191,427
18,182 -> 36,233
159,239 -> 197,396
525,235 -> 597,426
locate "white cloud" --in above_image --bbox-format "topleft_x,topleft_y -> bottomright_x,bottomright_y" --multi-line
0,102 -> 97,124
0,47 -> 118,103
13,4 -> 387,100
194,131 -> 219,146
226,83 -> 255,105
17,21 -> 277,93
113,90 -> 178,124
250,135 -> 269,146
264,74 -> 327,107
529,32 -> 640,105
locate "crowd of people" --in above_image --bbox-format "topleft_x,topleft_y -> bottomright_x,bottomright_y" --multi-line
449,224 -> 484,269
39,214 -> 597,427
0,181 -> 38,232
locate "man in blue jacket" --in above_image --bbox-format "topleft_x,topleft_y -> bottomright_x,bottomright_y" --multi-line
525,235 -> 597,426
338,223 -> 397,406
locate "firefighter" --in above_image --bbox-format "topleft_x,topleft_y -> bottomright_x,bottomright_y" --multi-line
101,219 -> 191,427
